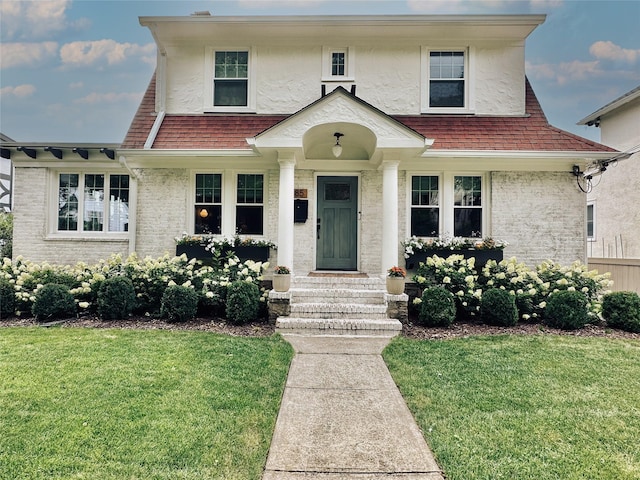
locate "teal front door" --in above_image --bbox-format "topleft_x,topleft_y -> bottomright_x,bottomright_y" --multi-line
316,176 -> 358,270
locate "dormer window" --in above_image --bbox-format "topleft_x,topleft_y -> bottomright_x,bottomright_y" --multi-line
322,47 -> 354,82
214,51 -> 248,107
429,51 -> 465,108
206,48 -> 256,112
422,47 -> 472,113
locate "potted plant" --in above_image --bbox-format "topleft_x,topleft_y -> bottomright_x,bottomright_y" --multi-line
272,265 -> 292,292
386,266 -> 406,295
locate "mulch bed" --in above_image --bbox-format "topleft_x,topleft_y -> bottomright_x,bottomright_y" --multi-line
2,315 -> 638,341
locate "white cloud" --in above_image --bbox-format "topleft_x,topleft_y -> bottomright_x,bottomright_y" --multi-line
0,84 -> 36,98
60,40 -> 156,68
527,39 -> 640,86
0,42 -> 58,69
74,91 -> 143,105
589,41 -> 639,64
69,81 -> 84,89
0,0 -> 76,41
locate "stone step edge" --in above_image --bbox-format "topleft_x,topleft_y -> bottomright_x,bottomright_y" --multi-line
276,317 -> 402,331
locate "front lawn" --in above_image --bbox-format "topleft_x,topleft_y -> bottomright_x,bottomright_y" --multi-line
0,327 -> 293,480
384,335 -> 640,480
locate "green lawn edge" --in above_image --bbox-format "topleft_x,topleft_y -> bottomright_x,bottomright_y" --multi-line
0,327 -> 294,480
383,334 -> 640,480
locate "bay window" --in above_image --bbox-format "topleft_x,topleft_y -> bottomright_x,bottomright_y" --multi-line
57,173 -> 129,233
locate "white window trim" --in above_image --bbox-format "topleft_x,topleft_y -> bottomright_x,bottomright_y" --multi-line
204,47 -> 257,113
322,46 -> 355,82
191,171 -> 224,235
407,172 -> 488,239
47,169 -> 130,240
189,170 -> 269,238
587,201 -> 596,241
421,46 -> 475,114
408,173 -> 443,237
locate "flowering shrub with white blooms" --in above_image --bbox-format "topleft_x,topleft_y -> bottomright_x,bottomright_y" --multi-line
0,253 -> 269,320
412,254 -> 612,323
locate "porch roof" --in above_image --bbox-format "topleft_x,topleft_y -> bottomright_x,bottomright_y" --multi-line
121,74 -> 615,154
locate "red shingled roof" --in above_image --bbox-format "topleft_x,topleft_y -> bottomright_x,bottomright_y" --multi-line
121,73 -> 614,153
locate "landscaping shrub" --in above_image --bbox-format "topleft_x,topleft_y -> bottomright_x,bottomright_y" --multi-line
414,254 -> 481,319
161,285 -> 199,322
0,277 -> 15,317
481,288 -> 518,327
0,212 -> 13,259
544,290 -> 589,330
97,276 -> 136,320
31,283 -> 76,321
602,291 -> 640,333
418,286 -> 456,327
226,280 -> 260,324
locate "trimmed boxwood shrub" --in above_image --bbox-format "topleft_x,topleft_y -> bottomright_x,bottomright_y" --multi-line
544,290 -> 589,330
31,283 -> 76,321
226,280 -> 260,325
0,278 -> 15,318
161,285 -> 199,323
602,291 -> 640,333
418,286 -> 456,327
481,288 -> 518,327
97,276 -> 136,320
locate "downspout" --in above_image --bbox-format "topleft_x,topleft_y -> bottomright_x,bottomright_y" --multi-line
119,155 -> 138,255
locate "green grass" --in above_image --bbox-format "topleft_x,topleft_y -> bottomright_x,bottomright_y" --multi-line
384,335 -> 640,480
0,327 -> 293,480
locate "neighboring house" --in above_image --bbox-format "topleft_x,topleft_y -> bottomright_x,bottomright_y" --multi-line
578,86 -> 640,259
4,14 -> 617,275
0,133 -> 14,211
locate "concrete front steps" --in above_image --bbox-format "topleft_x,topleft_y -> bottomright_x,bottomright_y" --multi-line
271,274 -> 406,337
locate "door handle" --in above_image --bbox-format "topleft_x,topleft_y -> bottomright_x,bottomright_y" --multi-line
317,218 -> 321,239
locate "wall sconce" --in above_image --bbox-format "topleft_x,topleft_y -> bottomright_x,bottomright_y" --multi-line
332,132 -> 344,158
199,208 -> 209,218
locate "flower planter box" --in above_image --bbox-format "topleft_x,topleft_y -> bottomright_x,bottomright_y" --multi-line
405,249 -> 504,270
176,245 -> 270,263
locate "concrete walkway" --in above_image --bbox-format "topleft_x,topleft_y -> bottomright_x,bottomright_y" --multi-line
262,335 -> 445,479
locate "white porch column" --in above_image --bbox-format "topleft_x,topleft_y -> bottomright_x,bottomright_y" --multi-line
381,159 -> 400,275
277,153 -> 296,272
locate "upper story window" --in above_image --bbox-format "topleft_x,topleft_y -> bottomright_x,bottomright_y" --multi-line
57,173 -> 129,233
214,51 -> 248,107
322,47 -> 354,81
429,51 -> 465,107
422,48 -> 471,113
332,52 -> 345,76
205,48 -> 255,112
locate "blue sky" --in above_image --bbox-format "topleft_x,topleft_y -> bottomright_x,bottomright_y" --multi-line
1,0 -> 639,144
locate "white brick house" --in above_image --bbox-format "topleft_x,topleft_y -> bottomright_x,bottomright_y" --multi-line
4,14 -> 617,275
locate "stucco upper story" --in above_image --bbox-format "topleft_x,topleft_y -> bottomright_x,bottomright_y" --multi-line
140,14 -> 546,117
